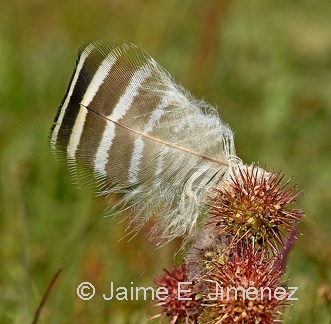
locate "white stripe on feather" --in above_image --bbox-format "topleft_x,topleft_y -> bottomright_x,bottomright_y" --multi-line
67,107 -> 88,159
51,43 -> 96,150
128,137 -> 144,183
67,54 -> 117,158
94,65 -> 152,176
128,97 -> 169,184
144,96 -> 169,133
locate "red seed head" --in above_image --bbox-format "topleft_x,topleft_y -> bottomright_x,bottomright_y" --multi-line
198,245 -> 290,323
152,265 -> 201,324
208,164 -> 303,254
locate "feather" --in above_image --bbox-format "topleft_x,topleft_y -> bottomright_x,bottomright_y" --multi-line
49,41 -> 242,241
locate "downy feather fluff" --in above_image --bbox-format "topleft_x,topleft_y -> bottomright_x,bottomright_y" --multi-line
50,41 -> 242,241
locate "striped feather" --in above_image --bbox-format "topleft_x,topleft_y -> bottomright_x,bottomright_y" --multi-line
50,41 -> 242,241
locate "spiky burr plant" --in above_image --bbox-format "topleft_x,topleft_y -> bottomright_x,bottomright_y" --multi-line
152,165 -> 304,323
198,245 -> 289,324
151,265 -> 201,324
207,165 -> 303,254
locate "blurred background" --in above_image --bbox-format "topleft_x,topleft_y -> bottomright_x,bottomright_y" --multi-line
1,0 -> 331,323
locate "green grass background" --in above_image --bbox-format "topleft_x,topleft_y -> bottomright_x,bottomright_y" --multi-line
1,0 -> 331,323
